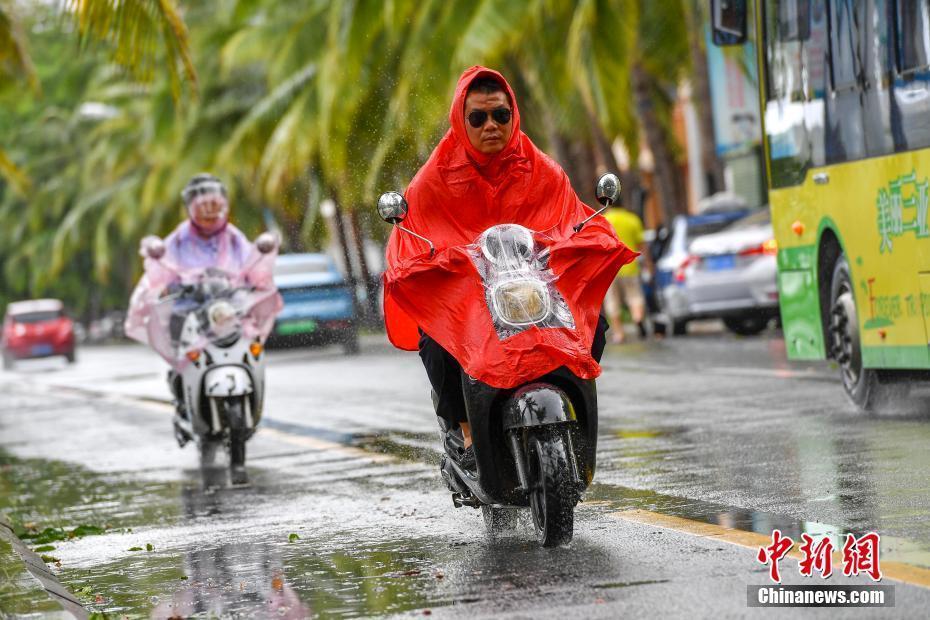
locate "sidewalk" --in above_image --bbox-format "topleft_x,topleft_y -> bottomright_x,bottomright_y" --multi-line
0,517 -> 86,619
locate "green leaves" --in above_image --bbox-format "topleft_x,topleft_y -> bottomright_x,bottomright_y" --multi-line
66,0 -> 198,100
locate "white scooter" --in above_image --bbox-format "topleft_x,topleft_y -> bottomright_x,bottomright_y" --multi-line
129,234 -> 281,485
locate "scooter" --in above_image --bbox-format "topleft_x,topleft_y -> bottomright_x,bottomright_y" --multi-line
131,234 -> 281,485
377,174 -> 621,546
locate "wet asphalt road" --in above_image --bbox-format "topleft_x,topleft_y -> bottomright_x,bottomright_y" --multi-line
4,324 -> 930,617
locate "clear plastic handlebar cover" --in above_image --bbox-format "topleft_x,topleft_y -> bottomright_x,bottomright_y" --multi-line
471,224 -> 574,339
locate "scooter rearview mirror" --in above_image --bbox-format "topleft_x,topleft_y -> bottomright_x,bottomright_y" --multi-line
376,191 -> 435,257
574,173 -> 622,232
140,235 -> 166,259
595,173 -> 621,206
377,191 -> 408,224
255,232 -> 279,254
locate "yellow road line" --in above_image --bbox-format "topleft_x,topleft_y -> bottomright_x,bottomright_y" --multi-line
259,427 -> 395,463
613,509 -> 930,590
94,389 -> 397,463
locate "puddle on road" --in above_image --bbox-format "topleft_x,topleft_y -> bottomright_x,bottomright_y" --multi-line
361,429 -> 930,572
0,536 -> 63,615
0,451 -> 181,542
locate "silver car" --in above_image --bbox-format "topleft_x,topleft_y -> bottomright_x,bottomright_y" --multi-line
658,209 -> 779,336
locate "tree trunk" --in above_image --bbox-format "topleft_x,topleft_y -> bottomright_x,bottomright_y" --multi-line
588,116 -> 643,214
348,209 -> 379,326
686,0 -> 725,196
327,200 -> 360,317
632,63 -> 687,224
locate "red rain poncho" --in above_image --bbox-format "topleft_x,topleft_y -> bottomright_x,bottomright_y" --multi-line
383,66 -> 636,388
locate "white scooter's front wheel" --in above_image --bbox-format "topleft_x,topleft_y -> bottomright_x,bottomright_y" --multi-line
223,397 -> 250,485
199,440 -> 220,467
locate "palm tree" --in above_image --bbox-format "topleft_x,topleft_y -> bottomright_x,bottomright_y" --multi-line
0,0 -> 197,191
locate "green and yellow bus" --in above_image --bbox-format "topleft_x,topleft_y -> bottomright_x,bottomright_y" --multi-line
713,0 -> 930,409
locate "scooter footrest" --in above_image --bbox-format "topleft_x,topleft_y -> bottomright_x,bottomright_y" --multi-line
451,492 -> 481,509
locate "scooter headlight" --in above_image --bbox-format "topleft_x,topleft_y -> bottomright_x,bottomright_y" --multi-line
491,279 -> 551,326
208,300 -> 237,330
207,300 -> 240,346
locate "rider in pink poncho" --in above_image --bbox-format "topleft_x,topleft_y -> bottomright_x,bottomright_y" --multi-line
125,174 -> 282,429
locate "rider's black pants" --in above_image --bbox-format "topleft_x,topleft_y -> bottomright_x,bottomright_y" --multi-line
418,315 -> 609,430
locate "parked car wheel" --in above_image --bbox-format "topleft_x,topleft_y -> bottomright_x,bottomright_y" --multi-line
723,315 -> 768,336
65,349 -> 76,364
672,320 -> 688,336
342,330 -> 360,355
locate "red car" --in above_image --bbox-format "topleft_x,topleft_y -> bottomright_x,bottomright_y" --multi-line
2,299 -> 76,369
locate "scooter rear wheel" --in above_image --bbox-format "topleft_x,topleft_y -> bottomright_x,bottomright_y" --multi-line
527,430 -> 576,547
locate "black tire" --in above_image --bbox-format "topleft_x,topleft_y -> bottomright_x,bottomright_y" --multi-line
526,430 -> 576,547
199,440 -> 219,467
65,349 -> 76,364
342,329 -> 360,355
828,254 -> 896,411
482,505 -> 519,537
223,398 -> 249,484
229,429 -> 248,484
672,320 -> 688,336
723,315 -> 768,336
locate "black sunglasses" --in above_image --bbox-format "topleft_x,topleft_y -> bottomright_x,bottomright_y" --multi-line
467,107 -> 512,128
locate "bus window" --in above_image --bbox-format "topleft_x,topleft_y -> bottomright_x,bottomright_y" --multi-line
712,0 -> 748,45
805,0 -> 829,168
892,0 -> 930,151
896,0 -> 930,73
777,0 -> 811,41
763,0 -> 827,186
861,0 -> 896,157
825,0 -> 866,163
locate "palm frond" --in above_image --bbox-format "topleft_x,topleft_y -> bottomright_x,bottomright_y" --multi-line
0,3 -> 39,92
67,0 -> 198,99
0,147 -> 31,195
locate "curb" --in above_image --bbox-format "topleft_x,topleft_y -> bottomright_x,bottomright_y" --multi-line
0,517 -> 87,619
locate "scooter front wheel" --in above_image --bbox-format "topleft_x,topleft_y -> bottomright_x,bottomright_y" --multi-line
527,429 -> 576,547
199,440 -> 219,467
223,398 -> 249,485
482,505 -> 519,537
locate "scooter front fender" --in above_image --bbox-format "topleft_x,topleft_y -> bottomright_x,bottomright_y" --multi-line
203,366 -> 254,397
503,383 -> 576,431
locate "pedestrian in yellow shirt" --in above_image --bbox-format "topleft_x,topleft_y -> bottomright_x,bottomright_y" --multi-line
604,204 -> 649,343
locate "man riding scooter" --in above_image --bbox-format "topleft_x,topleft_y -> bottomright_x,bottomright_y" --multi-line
381,67 -> 635,544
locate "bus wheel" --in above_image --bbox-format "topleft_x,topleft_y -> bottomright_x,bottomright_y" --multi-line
828,254 -> 888,411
